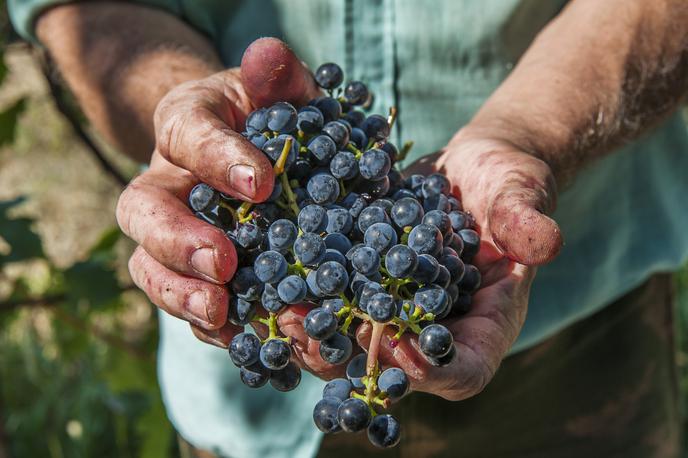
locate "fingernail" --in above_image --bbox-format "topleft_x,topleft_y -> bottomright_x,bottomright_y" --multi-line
228,164 -> 257,198
186,290 -> 210,326
191,247 -> 218,281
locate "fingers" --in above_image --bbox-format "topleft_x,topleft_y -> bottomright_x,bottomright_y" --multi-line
128,246 -> 230,330
154,76 -> 275,202
488,182 -> 562,265
116,170 -> 237,284
241,37 -> 322,107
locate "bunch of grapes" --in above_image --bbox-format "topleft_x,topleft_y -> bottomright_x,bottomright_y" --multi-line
187,62 -> 482,448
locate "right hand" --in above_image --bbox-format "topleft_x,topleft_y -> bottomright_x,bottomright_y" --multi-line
116,38 -> 324,355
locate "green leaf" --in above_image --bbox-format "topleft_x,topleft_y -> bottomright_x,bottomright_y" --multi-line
0,97 -> 27,148
62,227 -> 123,309
0,196 -> 45,263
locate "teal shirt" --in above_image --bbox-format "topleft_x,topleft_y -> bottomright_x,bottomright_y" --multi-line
10,1 -> 688,456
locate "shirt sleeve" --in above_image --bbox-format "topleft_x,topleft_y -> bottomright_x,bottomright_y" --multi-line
7,0 -> 184,44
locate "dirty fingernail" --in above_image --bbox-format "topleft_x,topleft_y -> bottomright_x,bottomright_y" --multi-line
228,164 -> 257,198
186,290 -> 210,326
191,247 -> 218,281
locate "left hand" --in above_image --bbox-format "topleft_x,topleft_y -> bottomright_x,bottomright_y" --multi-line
357,132 -> 563,401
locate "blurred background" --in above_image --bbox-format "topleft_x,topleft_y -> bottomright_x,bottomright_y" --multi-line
0,2 -> 686,458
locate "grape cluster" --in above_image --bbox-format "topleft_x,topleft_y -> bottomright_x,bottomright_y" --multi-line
187,62 -> 482,448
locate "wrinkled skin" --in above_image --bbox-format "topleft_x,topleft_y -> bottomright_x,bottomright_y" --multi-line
117,37 -> 564,396
356,137 -> 562,400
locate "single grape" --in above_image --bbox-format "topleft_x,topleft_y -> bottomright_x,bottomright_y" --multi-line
325,207 -> 353,234
344,81 -> 369,105
359,148 -> 392,181
315,261 -> 350,295
405,174 -> 426,191
423,193 -> 451,213
294,232 -> 327,267
367,293 -> 396,322
277,275 -> 308,304
259,338 -> 291,370
296,106 -> 324,134
364,222 -> 398,254
248,132 -> 268,149
253,250 -> 288,284
369,198 -> 394,213
323,378 -> 353,401
385,244 -> 418,278
268,219 -> 298,252
391,197 -> 425,228
310,97 -> 342,124
313,397 -> 343,434
322,121 -> 350,149
361,114 -> 390,141
367,414 -> 401,448
459,228 -> 481,260
338,398 -> 372,432
307,173 -> 340,205
380,142 -> 399,164
321,248 -> 347,266
408,223 -> 443,257
235,223 -> 264,249
227,297 -> 256,326
270,362 -> 302,392
350,245 -> 381,276
240,362 -> 271,388
414,285 -> 450,316
229,332 -> 261,367
319,332 -> 353,364
304,308 -> 338,340
418,323 -> 453,358
346,353 -> 368,389
230,267 -> 264,301
298,204 -> 328,233
392,189 -> 416,201
357,206 -> 391,233
245,107 -> 268,133
460,264 -> 482,293
421,173 -> 451,197
344,110 -> 366,127
314,63 -> 344,90
378,367 -> 408,401
261,283 -> 285,313
330,151 -> 359,180
306,270 -> 326,298
307,135 -> 337,165
189,183 -> 218,213
349,127 -> 368,149
266,101 -> 298,133
448,232 -> 465,255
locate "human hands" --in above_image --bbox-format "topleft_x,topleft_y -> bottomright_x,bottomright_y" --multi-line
357,133 -> 562,400
116,38 -> 324,353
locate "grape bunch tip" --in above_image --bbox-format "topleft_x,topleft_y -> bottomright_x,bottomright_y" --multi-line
188,61 -> 483,448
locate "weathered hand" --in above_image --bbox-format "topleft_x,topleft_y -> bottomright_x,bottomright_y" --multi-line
116,38 -> 329,363
358,134 -> 562,400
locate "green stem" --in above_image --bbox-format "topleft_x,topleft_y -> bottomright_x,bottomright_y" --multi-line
280,172 -> 301,217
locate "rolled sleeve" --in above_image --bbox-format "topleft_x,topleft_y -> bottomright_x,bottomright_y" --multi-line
7,0 -> 73,43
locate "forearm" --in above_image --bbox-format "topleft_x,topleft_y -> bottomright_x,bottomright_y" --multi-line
460,0 -> 688,184
36,2 -> 224,163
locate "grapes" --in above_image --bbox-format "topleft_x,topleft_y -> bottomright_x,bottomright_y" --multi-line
338,398 -> 372,432
229,333 -> 261,367
270,362 -> 302,392
266,102 -> 298,133
378,368 -> 408,401
253,251 -> 288,284
314,63 -> 344,90
367,414 -> 401,448
313,397 -> 342,433
186,60 -> 485,449
418,324 -> 454,359
319,332 -> 353,364
304,308 -> 338,340
259,338 -> 291,370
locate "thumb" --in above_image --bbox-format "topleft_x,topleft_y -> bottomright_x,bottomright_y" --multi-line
488,179 -> 563,266
241,37 -> 321,108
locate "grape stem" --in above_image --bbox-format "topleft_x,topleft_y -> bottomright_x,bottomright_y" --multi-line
387,106 -> 398,129
280,173 -> 301,217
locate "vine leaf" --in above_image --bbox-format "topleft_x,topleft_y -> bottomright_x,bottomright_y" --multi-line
0,196 -> 45,263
